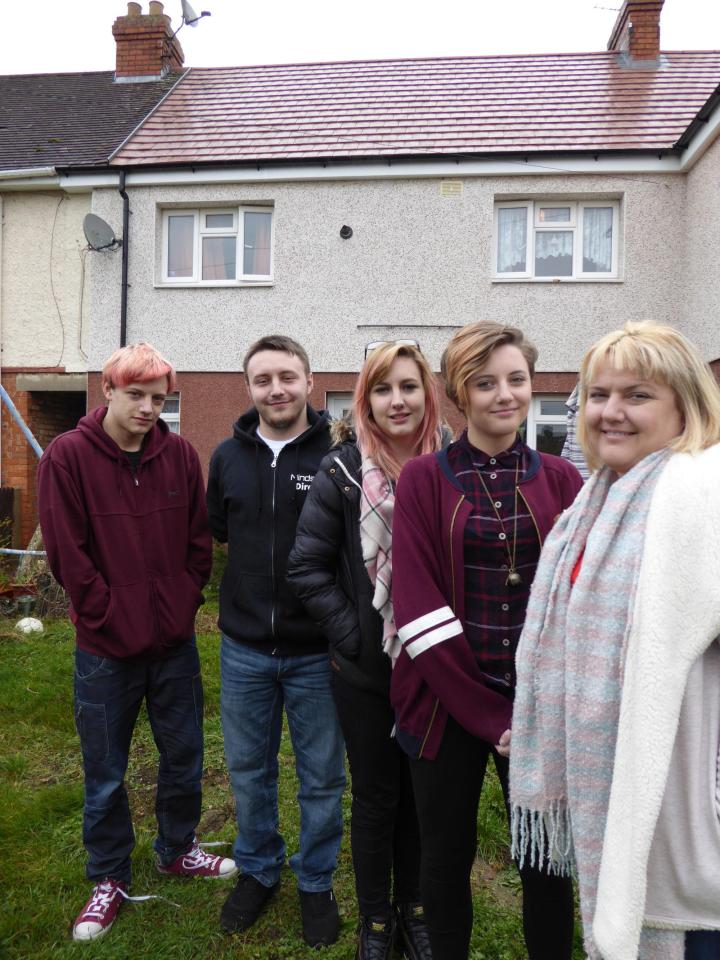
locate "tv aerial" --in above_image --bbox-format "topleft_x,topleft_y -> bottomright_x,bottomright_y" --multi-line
83,214 -> 122,252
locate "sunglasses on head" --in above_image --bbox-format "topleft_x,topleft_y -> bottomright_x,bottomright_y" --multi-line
364,338 -> 420,359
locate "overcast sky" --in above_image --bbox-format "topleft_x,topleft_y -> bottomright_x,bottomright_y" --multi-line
2,0 -> 719,74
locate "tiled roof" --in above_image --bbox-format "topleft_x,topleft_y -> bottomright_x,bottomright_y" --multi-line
111,51 -> 720,167
0,71 -> 182,172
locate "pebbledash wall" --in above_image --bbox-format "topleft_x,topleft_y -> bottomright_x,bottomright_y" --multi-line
0,191 -> 91,545
685,134 -> 720,357
83,154 -> 711,470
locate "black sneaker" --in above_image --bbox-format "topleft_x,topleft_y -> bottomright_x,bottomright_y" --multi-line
395,903 -> 432,960
355,914 -> 395,960
220,874 -> 280,933
299,888 -> 340,948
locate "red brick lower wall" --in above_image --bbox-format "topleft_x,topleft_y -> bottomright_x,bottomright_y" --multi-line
88,370 -> 581,478
1,371 -> 86,547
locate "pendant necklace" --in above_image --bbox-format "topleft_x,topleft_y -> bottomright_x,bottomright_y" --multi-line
476,459 -> 522,587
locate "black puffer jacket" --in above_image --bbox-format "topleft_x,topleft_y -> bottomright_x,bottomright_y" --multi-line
287,422 -> 390,693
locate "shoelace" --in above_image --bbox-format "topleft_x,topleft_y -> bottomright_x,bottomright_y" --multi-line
81,882 -> 123,920
182,845 -> 219,870
83,880 -> 181,917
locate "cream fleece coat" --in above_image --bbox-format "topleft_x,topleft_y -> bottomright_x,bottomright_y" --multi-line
593,444 -> 720,959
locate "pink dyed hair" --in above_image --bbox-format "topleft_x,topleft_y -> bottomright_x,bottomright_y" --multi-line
353,343 -> 441,482
102,342 -> 177,394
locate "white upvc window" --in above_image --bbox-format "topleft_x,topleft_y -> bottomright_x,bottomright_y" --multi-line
494,200 -> 620,280
160,392 -> 181,433
326,392 -> 354,420
162,207 -> 273,285
525,394 -> 569,455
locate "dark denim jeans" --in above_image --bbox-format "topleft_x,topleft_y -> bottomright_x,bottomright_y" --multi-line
220,637 -> 345,891
685,931 -> 720,959
74,640 -> 204,884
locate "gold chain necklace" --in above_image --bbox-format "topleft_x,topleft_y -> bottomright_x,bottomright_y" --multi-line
476,458 -> 522,587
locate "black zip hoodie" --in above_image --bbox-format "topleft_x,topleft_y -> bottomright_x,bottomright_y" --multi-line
207,404 -> 332,655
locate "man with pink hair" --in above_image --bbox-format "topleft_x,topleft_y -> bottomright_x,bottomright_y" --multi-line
38,342 -> 236,943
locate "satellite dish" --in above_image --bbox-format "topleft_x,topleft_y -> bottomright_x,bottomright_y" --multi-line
181,0 -> 211,26
83,214 -> 121,251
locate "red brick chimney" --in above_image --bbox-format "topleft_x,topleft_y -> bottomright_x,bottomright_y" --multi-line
113,2 -> 184,81
607,0 -> 664,62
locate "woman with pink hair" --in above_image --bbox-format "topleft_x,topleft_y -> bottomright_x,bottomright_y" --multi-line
288,341 -> 442,960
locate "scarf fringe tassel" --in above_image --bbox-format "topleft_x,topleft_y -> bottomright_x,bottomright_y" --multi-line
510,802 -> 574,877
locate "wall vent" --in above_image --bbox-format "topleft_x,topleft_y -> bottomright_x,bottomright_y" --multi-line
440,180 -> 463,198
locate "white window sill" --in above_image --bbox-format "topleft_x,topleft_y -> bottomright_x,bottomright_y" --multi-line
492,277 -> 623,284
154,280 -> 274,289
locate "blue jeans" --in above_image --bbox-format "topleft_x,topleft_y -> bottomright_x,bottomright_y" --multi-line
220,637 -> 345,891
74,641 -> 204,884
685,931 -> 720,959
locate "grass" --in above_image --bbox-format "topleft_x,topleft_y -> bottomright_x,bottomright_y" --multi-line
0,606 -> 585,959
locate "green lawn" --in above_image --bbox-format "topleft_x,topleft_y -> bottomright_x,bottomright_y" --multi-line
0,610 -> 584,959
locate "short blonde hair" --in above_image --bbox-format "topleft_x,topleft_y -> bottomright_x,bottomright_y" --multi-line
578,322 -> 720,470
441,321 -> 538,415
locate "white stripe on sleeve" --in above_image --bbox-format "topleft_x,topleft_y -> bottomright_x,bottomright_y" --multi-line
398,606 -> 455,644
405,619 -> 463,658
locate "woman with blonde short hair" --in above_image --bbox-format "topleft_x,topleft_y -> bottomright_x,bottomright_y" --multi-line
511,322 -> 720,960
389,322 -> 582,959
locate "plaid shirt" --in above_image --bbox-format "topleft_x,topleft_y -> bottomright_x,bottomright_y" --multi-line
447,432 -> 540,693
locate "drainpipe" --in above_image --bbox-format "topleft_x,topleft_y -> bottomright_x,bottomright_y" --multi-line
118,170 -> 130,346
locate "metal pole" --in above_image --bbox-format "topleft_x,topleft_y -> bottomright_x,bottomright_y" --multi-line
0,548 -> 46,556
0,383 -> 43,458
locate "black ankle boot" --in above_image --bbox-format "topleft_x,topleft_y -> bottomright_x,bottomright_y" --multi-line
395,902 -> 432,960
355,913 -> 395,960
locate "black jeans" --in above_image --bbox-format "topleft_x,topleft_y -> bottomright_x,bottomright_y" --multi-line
409,715 -> 574,960
74,640 -> 204,884
332,674 -> 421,916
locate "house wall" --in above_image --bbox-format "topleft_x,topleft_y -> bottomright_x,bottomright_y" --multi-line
87,170 -> 690,378
685,136 -> 720,359
0,191 -> 91,372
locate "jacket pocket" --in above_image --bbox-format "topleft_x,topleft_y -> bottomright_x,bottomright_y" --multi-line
153,572 -> 204,647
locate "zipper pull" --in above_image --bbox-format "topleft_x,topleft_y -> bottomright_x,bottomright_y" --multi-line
134,476 -> 139,486
271,455 -> 278,468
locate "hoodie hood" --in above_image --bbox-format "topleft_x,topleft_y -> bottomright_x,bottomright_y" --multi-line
77,406 -> 170,463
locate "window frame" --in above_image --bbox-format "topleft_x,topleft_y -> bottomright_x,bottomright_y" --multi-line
493,199 -> 620,282
325,392 -> 354,420
160,205 -> 274,286
160,391 -> 181,434
525,393 -> 569,451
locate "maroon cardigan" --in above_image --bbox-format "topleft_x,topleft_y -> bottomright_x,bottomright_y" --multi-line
390,444 -> 582,759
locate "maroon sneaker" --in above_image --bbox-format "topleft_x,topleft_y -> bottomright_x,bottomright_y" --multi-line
72,878 -> 127,941
157,841 -> 238,879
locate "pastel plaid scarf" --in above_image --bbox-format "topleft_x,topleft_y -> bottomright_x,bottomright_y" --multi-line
359,457 -> 401,663
509,448 -> 678,960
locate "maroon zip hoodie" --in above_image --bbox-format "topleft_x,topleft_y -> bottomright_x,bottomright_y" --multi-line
38,406 -> 212,659
390,444 -> 582,759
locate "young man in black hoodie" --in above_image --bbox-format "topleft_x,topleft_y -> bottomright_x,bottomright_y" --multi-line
207,335 -> 345,947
